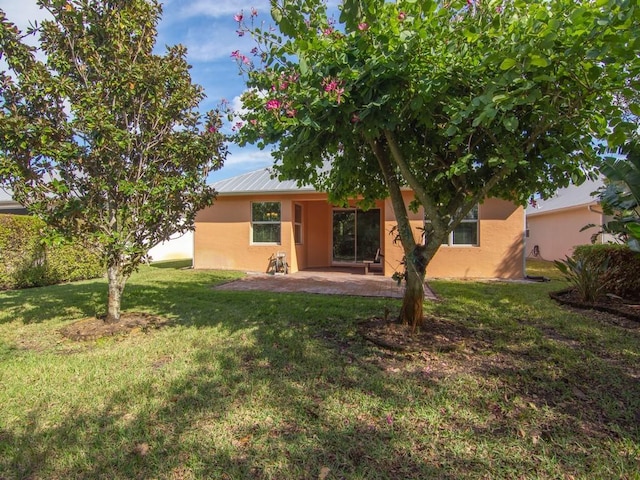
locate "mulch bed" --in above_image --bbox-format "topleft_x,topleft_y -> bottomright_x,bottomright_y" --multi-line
59,312 -> 170,341
549,288 -> 640,324
358,316 -> 489,353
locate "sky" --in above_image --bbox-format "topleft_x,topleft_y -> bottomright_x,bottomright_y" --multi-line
0,0 -> 283,183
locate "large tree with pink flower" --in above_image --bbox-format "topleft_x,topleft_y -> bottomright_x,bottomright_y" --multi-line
233,0 -> 638,331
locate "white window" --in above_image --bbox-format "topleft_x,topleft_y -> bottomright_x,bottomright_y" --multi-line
425,205 -> 479,246
251,202 -> 281,244
294,203 -> 303,244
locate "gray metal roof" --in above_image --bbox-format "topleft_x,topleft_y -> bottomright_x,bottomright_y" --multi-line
526,177 -> 605,216
212,168 -> 317,195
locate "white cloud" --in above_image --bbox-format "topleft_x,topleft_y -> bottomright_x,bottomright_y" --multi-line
171,0 -> 270,22
224,147 -> 273,168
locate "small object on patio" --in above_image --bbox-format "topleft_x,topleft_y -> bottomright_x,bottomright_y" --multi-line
363,248 -> 383,275
268,251 -> 288,275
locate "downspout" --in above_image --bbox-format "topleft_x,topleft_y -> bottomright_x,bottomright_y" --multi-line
588,204 -> 604,244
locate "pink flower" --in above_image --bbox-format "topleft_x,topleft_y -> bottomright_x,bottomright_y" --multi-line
234,11 -> 244,22
250,119 -> 258,126
398,11 -> 406,21
236,30 -> 245,37
358,23 -> 369,31
251,7 -> 258,17
265,99 -> 281,111
323,27 -> 333,36
208,126 -> 217,133
230,50 -> 241,59
250,47 -> 259,55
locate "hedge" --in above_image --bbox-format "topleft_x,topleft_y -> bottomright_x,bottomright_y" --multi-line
573,244 -> 640,301
0,214 -> 103,290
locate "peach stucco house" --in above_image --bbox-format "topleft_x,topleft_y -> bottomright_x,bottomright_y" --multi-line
525,178 -> 612,261
194,168 -> 526,279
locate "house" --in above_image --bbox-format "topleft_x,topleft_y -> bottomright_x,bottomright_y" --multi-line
0,188 -> 27,215
194,168 -> 526,279
0,187 -> 192,262
525,178 -> 612,261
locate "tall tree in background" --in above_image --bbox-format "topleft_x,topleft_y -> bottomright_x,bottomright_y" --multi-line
0,0 -> 227,323
233,0 -> 638,331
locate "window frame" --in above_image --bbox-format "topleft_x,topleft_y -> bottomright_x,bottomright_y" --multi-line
251,201 -> 282,245
294,203 -> 303,245
425,204 -> 480,247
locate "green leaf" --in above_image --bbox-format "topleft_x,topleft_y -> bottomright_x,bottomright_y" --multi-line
629,104 -> 640,117
503,116 -> 519,132
529,55 -> 549,68
500,58 -> 517,70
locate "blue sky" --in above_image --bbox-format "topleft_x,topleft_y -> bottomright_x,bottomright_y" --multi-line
0,0 -> 282,182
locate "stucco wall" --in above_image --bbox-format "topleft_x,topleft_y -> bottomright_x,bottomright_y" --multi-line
195,193 -> 525,279
526,206 -> 603,261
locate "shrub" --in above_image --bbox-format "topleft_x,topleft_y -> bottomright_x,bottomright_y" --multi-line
0,214 -> 103,290
573,244 -> 640,301
554,254 -> 610,303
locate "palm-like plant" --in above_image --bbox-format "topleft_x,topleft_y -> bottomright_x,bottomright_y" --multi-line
597,141 -> 640,252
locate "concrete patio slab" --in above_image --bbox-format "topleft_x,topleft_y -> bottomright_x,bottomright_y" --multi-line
214,269 -> 438,300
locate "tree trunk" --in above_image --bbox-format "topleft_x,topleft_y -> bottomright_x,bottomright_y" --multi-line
399,245 -> 428,332
105,263 -> 126,323
368,138 -> 428,331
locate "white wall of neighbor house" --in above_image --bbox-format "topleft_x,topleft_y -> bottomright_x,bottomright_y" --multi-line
148,231 -> 194,262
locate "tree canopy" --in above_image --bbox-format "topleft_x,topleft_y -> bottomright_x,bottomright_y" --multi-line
0,0 -> 227,322
233,0 -> 639,329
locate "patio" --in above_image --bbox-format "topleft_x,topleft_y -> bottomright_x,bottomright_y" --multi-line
214,268 -> 438,300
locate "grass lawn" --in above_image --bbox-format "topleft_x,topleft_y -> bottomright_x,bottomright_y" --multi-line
0,260 -> 638,479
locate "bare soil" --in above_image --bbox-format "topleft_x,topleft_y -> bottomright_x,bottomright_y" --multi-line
59,312 -> 170,341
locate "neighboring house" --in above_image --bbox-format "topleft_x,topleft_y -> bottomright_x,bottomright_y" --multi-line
525,178 -> 612,261
194,168 -> 526,279
1,187 -> 192,262
0,188 -> 28,215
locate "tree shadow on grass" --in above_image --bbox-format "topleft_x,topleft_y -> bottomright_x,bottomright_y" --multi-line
2,269 -> 639,478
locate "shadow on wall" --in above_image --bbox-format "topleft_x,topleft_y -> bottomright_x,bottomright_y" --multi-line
494,234 -> 524,279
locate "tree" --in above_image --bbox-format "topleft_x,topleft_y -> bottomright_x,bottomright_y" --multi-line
233,0 -> 638,331
595,141 -> 640,252
0,0 -> 227,323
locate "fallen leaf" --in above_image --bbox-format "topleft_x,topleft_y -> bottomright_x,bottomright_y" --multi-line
319,466 -> 330,480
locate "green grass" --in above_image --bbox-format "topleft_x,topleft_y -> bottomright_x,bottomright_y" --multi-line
0,260 -> 638,479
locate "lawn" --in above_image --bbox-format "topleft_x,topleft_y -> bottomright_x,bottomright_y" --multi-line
0,260 -> 638,479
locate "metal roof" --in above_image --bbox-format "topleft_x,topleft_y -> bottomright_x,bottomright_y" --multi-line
212,168 -> 317,195
526,177 -> 605,216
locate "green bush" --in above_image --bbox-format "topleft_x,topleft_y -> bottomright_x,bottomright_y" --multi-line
573,244 -> 640,301
0,214 -> 103,290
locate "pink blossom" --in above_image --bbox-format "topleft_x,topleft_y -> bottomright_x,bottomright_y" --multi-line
398,11 -> 406,21
236,30 -> 245,37
234,11 -> 243,22
323,27 -> 333,36
251,7 -> 258,17
230,50 -> 241,59
358,23 -> 369,31
208,126 -> 217,133
286,108 -> 297,117
250,119 -> 258,126
265,99 -> 281,111
250,47 -> 259,55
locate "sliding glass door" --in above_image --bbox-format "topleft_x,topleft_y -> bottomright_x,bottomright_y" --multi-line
332,209 -> 380,263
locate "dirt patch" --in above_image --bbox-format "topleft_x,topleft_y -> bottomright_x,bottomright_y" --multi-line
358,316 -> 489,353
59,312 -> 170,341
550,288 -> 640,326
